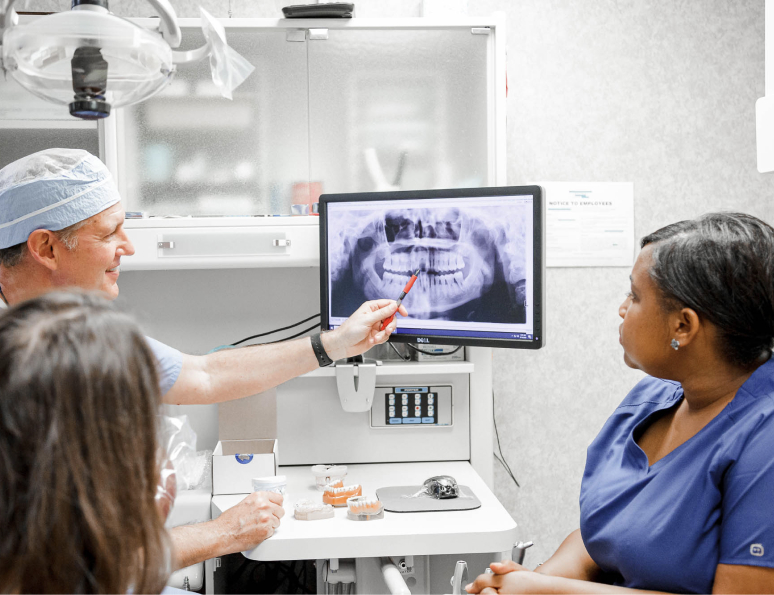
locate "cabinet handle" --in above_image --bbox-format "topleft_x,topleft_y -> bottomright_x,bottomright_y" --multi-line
308,28 -> 329,40
273,239 -> 291,247
158,241 -> 175,249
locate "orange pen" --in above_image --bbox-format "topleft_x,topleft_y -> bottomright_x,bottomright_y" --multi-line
380,269 -> 420,331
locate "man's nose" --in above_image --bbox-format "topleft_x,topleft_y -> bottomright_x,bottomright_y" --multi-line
119,230 -> 135,256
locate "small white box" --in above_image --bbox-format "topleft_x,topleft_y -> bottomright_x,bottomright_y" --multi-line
213,439 -> 278,495
413,344 -> 466,362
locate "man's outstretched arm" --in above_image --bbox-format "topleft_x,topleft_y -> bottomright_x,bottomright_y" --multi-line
164,299 -> 407,405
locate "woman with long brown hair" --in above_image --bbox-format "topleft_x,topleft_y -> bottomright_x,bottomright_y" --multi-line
0,291 -> 173,593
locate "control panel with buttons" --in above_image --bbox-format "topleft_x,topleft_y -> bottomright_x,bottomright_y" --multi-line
371,386 -> 452,428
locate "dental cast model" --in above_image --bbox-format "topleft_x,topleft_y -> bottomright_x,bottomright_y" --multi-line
346,496 -> 384,521
294,499 -> 335,521
311,464 -> 348,491
323,483 -> 363,506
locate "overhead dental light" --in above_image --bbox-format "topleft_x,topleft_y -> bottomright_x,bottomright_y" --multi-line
0,0 -> 254,119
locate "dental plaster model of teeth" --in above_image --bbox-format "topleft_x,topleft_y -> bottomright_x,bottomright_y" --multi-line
311,464 -> 348,491
294,499 -> 335,521
322,483 -> 363,507
346,496 -> 384,521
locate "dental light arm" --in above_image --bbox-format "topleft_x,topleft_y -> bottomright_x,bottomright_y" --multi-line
143,0 -> 181,47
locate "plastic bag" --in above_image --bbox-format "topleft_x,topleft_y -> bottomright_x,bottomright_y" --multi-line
158,414 -> 211,491
200,7 -> 255,100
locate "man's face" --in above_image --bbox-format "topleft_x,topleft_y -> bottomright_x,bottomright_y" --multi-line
52,203 -> 135,299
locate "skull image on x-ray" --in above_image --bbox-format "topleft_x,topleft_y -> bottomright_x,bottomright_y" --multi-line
328,203 -> 528,324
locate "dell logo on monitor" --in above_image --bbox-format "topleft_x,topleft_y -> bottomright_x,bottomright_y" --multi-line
416,337 -> 429,343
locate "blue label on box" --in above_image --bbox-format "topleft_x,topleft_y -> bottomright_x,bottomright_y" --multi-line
235,454 -> 254,464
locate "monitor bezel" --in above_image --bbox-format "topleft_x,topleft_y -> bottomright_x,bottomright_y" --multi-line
319,185 -> 545,350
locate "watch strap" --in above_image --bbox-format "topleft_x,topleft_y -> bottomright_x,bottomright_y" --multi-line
310,332 -> 334,367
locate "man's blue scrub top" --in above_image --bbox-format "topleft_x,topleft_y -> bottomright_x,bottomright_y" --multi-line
145,336 -> 183,396
580,356 -> 774,593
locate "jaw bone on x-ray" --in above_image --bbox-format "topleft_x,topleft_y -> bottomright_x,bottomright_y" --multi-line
329,204 -> 528,324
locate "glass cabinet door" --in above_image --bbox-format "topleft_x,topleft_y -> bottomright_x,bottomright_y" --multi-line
0,78 -> 100,170
118,26 -> 309,217
307,28 -> 491,196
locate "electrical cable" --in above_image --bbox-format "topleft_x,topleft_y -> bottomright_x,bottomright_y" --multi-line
262,323 -> 320,344
493,389 -> 520,488
230,313 -> 320,346
388,341 -> 412,361
406,343 -> 462,356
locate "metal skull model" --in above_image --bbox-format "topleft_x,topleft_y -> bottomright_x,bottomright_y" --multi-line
328,203 -> 528,323
423,475 -> 459,499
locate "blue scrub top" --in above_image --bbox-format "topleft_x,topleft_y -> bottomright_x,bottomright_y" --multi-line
145,336 -> 183,396
580,356 -> 774,593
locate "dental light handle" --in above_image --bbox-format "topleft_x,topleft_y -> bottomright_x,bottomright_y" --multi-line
380,269 -> 420,331
0,0 -> 20,36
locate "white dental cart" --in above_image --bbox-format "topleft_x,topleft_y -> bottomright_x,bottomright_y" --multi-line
212,462 -> 517,594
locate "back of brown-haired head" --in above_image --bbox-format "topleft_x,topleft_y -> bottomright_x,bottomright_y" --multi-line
0,291 -> 171,594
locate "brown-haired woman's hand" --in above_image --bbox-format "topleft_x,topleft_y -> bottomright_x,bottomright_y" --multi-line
216,491 -> 286,553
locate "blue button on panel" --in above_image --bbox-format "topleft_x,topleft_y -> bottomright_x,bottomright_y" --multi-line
389,418 -> 403,424
402,418 -> 422,424
422,417 -> 436,424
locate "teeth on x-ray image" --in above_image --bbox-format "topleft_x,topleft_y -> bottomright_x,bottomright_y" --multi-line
329,204 -> 528,324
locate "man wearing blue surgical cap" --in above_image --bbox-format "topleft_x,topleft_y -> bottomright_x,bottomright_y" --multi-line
0,149 -> 408,570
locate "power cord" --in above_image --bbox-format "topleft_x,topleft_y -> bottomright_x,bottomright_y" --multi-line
493,389 -> 520,488
388,341 -> 412,361
262,323 -> 320,344
231,313 -> 320,346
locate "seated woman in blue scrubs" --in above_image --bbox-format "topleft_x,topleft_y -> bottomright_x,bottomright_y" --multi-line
468,212 -> 774,594
0,292 -> 174,593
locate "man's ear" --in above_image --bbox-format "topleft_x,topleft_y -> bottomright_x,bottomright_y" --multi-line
26,229 -> 60,271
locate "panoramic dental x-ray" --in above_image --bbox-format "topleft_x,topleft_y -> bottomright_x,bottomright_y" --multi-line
328,201 -> 529,326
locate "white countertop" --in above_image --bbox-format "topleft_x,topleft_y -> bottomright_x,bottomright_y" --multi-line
211,461 -> 517,561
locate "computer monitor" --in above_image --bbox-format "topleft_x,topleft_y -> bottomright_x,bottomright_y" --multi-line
319,186 -> 545,350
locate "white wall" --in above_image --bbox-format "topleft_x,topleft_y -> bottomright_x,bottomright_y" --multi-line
491,0 -> 772,566
18,0 -> 772,568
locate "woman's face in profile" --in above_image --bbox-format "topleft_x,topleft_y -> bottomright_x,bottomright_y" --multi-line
618,245 -> 673,374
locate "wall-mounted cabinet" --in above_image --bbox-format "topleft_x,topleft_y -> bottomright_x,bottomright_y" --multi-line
116,18 -> 506,270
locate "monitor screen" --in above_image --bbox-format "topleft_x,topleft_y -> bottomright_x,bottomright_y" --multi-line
320,186 -> 544,349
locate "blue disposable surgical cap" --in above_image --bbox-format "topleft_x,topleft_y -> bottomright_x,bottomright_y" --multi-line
0,148 -> 121,250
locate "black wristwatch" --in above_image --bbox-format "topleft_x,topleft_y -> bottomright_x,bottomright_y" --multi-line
310,332 -> 334,367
